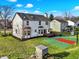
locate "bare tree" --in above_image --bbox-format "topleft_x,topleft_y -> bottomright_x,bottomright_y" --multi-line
64,11 -> 72,20
0,6 -> 14,36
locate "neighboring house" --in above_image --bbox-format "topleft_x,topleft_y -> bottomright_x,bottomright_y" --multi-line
50,19 -> 68,32
72,20 -> 79,27
12,13 -> 50,39
67,20 -> 75,26
76,21 -> 79,26
67,20 -> 79,27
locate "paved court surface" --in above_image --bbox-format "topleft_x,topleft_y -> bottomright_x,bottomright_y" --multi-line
44,36 -> 77,48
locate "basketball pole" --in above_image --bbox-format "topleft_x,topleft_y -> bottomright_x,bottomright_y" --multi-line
76,32 -> 78,46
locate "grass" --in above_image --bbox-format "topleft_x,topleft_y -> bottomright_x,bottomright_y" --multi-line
0,35 -> 60,59
0,33 -> 79,59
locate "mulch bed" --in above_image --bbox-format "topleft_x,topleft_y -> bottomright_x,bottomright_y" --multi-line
56,38 -> 76,45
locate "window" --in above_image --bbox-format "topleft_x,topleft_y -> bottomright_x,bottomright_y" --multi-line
28,31 -> 31,35
24,31 -> 27,35
26,21 -> 29,25
41,30 -> 43,34
15,29 -> 17,33
44,29 -> 46,34
35,29 -> 37,32
78,24 -> 79,26
46,21 -> 48,25
39,21 -> 41,25
38,30 -> 44,34
38,30 -> 40,34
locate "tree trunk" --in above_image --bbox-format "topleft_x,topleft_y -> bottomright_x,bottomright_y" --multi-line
4,19 -> 7,36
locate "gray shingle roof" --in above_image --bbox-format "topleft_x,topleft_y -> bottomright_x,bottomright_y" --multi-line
70,20 -> 79,23
55,19 -> 68,23
17,12 -> 49,21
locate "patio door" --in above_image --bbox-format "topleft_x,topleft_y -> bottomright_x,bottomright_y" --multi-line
38,29 -> 46,35
44,29 -> 46,34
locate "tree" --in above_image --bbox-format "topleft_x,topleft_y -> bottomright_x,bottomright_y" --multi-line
64,26 -> 73,32
64,11 -> 72,20
75,16 -> 79,21
0,6 -> 14,36
49,14 -> 54,21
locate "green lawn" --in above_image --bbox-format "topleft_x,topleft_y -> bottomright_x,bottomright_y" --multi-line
0,34 -> 79,59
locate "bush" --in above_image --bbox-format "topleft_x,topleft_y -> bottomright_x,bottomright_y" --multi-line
63,32 -> 71,36
8,32 -> 12,36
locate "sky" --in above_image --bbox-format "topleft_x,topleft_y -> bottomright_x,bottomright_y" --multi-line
0,0 -> 79,16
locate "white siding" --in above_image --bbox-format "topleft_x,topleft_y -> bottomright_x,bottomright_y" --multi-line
50,20 -> 68,32
50,20 -> 61,32
13,14 -> 50,39
67,20 -> 75,26
23,20 -> 50,38
13,14 -> 23,39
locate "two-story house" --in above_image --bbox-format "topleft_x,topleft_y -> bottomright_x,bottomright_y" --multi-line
12,13 -> 50,40
50,19 -> 68,32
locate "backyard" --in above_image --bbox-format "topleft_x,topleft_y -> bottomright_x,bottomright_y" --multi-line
0,33 -> 79,59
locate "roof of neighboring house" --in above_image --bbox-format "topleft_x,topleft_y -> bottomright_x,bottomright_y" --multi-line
16,12 -> 49,21
69,20 -> 79,23
54,19 -> 68,23
54,16 -> 64,20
